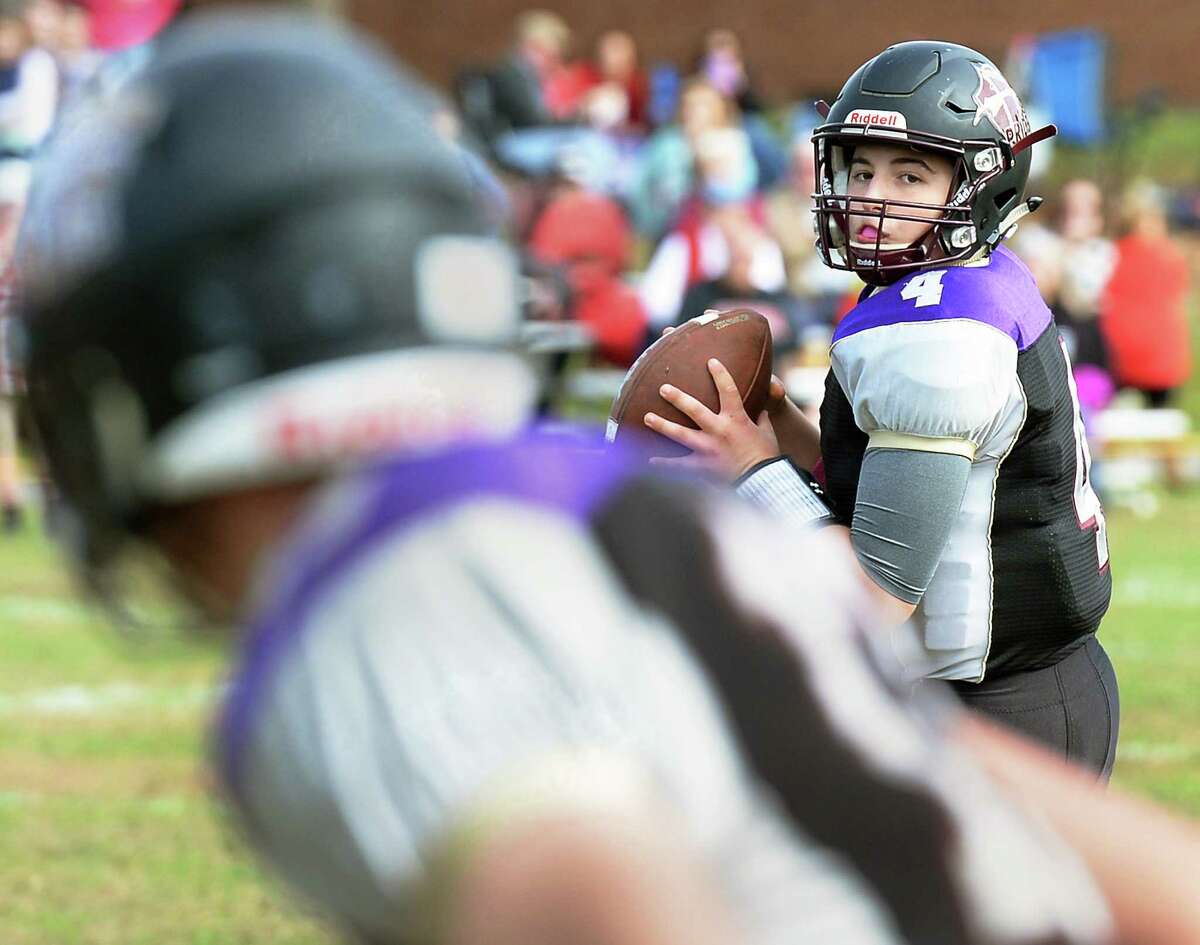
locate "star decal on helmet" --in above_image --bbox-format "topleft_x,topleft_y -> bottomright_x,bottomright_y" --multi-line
971,61 -> 1031,145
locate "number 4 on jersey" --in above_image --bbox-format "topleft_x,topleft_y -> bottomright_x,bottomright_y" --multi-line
900,270 -> 946,308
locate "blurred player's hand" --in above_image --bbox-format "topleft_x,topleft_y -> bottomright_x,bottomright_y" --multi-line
765,375 -> 788,415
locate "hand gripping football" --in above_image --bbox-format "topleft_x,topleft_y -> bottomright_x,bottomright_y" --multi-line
606,309 -> 773,457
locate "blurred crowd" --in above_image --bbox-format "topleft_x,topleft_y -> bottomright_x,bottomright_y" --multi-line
458,10 -> 863,367
454,10 -> 1192,408
0,3 -> 1194,533
1012,177 -> 1192,421
0,0 -> 178,532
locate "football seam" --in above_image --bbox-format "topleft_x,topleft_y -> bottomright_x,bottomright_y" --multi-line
749,329 -> 771,416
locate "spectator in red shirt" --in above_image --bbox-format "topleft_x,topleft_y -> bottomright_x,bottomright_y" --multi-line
1100,181 -> 1191,407
528,189 -> 647,366
576,30 -> 648,131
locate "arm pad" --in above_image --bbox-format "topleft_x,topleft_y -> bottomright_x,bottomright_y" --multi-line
850,448 -> 971,605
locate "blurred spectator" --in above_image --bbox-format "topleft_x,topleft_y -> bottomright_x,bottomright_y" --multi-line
1008,215 -> 1062,305
0,0 -> 57,156
1100,180 -> 1191,406
638,197 -> 785,337
553,75 -> 647,196
645,61 -> 681,128
630,75 -> 786,240
576,29 -> 648,131
466,14 -> 649,191
506,8 -> 572,118
631,77 -> 735,238
86,0 -> 178,51
629,78 -> 739,237
1054,179 -> 1116,369
456,9 -> 568,147
528,189 -> 647,365
0,0 -> 58,534
699,36 -> 787,192
43,0 -> 104,106
24,0 -> 59,48
697,27 -> 761,113
679,205 -> 798,350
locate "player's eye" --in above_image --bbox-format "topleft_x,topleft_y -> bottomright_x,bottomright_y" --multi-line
850,170 -> 872,182
899,173 -> 924,185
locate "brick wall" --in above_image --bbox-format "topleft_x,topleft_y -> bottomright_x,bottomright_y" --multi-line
348,0 -> 1196,106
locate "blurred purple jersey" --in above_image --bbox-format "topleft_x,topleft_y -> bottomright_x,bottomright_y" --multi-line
214,432 -> 1111,945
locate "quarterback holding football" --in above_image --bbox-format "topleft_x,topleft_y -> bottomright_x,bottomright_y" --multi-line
649,42 -> 1118,777
21,8 -> 1200,942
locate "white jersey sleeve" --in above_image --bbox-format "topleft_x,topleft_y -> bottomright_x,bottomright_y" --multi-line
216,454 -> 1111,945
224,495 -> 901,945
830,320 -> 1018,459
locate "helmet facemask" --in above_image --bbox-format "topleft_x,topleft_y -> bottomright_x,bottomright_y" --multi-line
812,126 -> 1010,285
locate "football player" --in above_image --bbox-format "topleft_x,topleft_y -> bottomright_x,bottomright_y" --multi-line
19,16 -> 1200,945
647,42 -> 1118,778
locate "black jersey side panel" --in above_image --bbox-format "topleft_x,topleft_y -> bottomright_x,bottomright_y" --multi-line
819,368 -> 868,527
987,324 -> 1112,675
591,479 -> 976,945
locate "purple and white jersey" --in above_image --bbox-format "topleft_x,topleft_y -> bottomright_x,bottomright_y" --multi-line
822,248 -> 1111,681
213,433 -> 1109,945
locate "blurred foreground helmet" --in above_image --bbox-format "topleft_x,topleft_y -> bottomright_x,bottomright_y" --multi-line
812,41 -> 1055,284
18,9 -> 534,597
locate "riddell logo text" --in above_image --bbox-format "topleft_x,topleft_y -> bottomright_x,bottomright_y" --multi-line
847,110 -> 907,128
270,404 -> 475,460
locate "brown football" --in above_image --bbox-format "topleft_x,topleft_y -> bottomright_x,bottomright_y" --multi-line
606,308 -> 773,458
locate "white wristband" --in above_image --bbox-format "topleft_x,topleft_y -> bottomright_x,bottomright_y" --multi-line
735,457 -> 836,527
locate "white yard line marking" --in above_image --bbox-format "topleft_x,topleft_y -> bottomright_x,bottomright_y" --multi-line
0,595 -> 96,625
1118,741 -> 1200,764
0,682 -> 219,716
1113,573 -> 1200,609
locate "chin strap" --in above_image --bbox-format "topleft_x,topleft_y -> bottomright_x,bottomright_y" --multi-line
995,195 -> 1045,243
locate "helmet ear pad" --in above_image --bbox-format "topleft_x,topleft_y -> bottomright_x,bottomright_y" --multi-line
936,164 -> 977,257
823,142 -> 852,252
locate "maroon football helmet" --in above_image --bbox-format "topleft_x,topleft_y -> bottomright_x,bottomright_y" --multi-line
812,42 -> 1055,285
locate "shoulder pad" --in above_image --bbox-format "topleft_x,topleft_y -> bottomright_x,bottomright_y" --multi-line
831,318 -> 1016,442
833,247 -> 1051,352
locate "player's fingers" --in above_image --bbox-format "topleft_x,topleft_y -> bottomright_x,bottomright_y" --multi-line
707,359 -> 745,417
659,383 -> 717,428
644,411 -> 709,451
768,374 -> 786,404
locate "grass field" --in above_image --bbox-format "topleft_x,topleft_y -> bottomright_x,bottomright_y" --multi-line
0,487 -> 1197,943
0,527 -> 337,945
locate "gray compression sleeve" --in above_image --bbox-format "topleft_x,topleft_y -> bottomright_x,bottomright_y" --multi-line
851,448 -> 971,605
